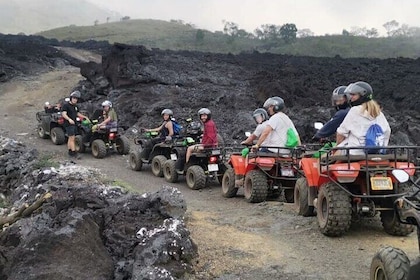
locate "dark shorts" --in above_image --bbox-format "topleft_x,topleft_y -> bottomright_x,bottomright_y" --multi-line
65,125 -> 77,136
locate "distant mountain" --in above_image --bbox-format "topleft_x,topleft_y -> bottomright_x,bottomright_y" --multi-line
0,0 -> 121,35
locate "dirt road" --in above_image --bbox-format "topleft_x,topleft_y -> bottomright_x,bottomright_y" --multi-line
0,52 -> 418,280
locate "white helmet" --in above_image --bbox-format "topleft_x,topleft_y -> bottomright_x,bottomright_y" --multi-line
102,100 -> 112,108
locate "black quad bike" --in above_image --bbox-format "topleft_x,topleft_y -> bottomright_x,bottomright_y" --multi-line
370,170 -> 420,280
36,111 -> 66,145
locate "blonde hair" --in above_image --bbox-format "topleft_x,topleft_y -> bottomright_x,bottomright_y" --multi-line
361,100 -> 381,118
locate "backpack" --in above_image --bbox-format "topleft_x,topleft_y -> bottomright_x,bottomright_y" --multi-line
285,128 -> 299,148
365,123 -> 385,154
172,120 -> 182,135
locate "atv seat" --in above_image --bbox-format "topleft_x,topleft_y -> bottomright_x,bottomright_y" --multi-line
321,153 -> 409,164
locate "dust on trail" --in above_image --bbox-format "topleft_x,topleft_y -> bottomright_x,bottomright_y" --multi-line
0,48 -> 419,280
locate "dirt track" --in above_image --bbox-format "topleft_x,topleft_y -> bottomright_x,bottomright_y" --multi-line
0,51 -> 418,280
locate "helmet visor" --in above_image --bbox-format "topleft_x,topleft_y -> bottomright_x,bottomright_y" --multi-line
344,83 -> 366,96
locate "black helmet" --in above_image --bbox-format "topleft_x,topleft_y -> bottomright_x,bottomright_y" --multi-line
70,90 -> 81,99
161,109 -> 173,116
263,96 -> 284,113
345,81 -> 373,106
198,108 -> 211,120
252,108 -> 269,123
331,86 -> 350,110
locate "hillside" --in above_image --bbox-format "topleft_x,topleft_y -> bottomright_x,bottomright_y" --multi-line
38,19 -> 420,58
0,0 -> 120,35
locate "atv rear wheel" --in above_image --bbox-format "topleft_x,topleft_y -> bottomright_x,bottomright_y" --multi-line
74,135 -> 85,153
163,160 -> 178,183
151,155 -> 167,177
381,183 -> 415,236
222,167 -> 238,198
116,136 -> 130,155
294,178 -> 315,216
37,125 -> 48,139
317,182 -> 351,237
186,165 -> 206,190
91,139 -> 107,158
370,246 -> 410,280
244,170 -> 268,203
129,150 -> 143,171
50,127 -> 65,145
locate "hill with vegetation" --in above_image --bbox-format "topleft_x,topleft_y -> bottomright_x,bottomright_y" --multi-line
38,19 -> 420,59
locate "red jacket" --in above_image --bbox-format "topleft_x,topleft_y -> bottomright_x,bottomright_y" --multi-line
201,119 -> 218,147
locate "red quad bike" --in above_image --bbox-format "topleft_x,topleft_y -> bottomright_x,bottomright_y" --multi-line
297,145 -> 420,237
370,170 -> 420,280
222,146 -> 301,203
36,111 -> 67,145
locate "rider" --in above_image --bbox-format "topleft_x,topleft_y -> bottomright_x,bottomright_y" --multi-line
241,108 -> 270,145
61,90 -> 89,158
252,96 -> 300,153
312,86 -> 350,141
336,81 -> 391,155
185,108 -> 218,164
92,100 -> 118,132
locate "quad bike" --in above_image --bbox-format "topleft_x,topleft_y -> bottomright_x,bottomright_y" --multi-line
370,170 -> 420,280
36,111 -> 66,145
297,145 -> 420,237
74,119 -> 130,159
221,145 -> 301,203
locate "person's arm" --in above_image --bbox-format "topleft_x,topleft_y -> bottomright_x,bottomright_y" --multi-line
147,124 -> 163,132
62,111 -> 75,125
253,125 -> 273,149
166,121 -> 174,137
241,134 -> 257,145
77,112 -> 90,122
336,133 -> 345,145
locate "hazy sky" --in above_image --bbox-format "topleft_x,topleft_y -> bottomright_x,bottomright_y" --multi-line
87,0 -> 419,35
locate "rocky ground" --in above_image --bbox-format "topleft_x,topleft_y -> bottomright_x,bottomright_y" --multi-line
0,35 -> 419,279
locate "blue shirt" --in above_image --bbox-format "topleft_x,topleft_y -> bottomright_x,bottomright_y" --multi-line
315,108 -> 350,139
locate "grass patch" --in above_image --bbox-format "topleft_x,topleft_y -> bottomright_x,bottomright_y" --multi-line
101,177 -> 139,193
33,153 -> 60,169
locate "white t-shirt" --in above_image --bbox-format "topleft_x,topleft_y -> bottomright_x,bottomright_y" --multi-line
336,105 -> 391,155
253,121 -> 268,138
264,112 -> 299,153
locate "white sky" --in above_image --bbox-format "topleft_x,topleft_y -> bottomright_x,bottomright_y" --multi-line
87,0 -> 420,35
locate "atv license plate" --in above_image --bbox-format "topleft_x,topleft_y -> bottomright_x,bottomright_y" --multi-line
109,128 -> 118,132
208,164 -> 219,172
371,177 -> 393,191
170,153 -> 178,160
281,168 -> 294,177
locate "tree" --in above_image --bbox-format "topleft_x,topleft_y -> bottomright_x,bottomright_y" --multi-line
195,29 -> 205,42
94,19 -> 99,26
121,16 -> 130,21
106,17 -> 110,23
280,23 -> 297,43
342,29 -> 350,36
383,20 -> 399,37
297,28 -> 314,38
222,20 -> 239,37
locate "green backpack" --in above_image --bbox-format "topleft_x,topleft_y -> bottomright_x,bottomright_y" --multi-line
285,128 -> 299,148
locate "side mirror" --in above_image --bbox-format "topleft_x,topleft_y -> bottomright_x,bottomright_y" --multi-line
314,122 -> 324,130
245,132 -> 251,137
392,169 -> 410,183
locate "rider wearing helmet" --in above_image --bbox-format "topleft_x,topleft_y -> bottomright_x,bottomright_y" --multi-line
92,100 -> 118,132
312,86 -> 350,141
146,108 -> 175,140
252,96 -> 300,153
241,108 -> 270,145
336,81 -> 391,155
185,108 -> 218,164
61,90 -> 89,158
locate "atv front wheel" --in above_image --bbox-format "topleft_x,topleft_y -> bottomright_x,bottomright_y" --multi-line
186,165 -> 206,190
92,139 -> 107,158
317,182 -> 351,237
370,246 -> 410,280
50,127 -> 65,145
151,155 -> 167,177
37,125 -> 48,139
74,135 -> 85,153
244,169 -> 268,203
294,178 -> 315,216
222,167 -> 238,198
129,150 -> 143,171
163,160 -> 179,183
116,136 -> 130,155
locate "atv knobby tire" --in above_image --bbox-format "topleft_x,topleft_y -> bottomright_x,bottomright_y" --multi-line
186,165 -> 206,190
74,135 -> 85,153
317,182 -> 351,237
380,183 -> 415,236
222,167 -> 238,198
92,139 -> 107,158
244,169 -> 268,203
50,127 -> 65,145
129,150 -> 143,171
116,135 -> 130,155
370,246 -> 410,280
294,178 -> 315,216
151,155 -> 167,177
37,125 -> 48,139
163,159 -> 178,183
